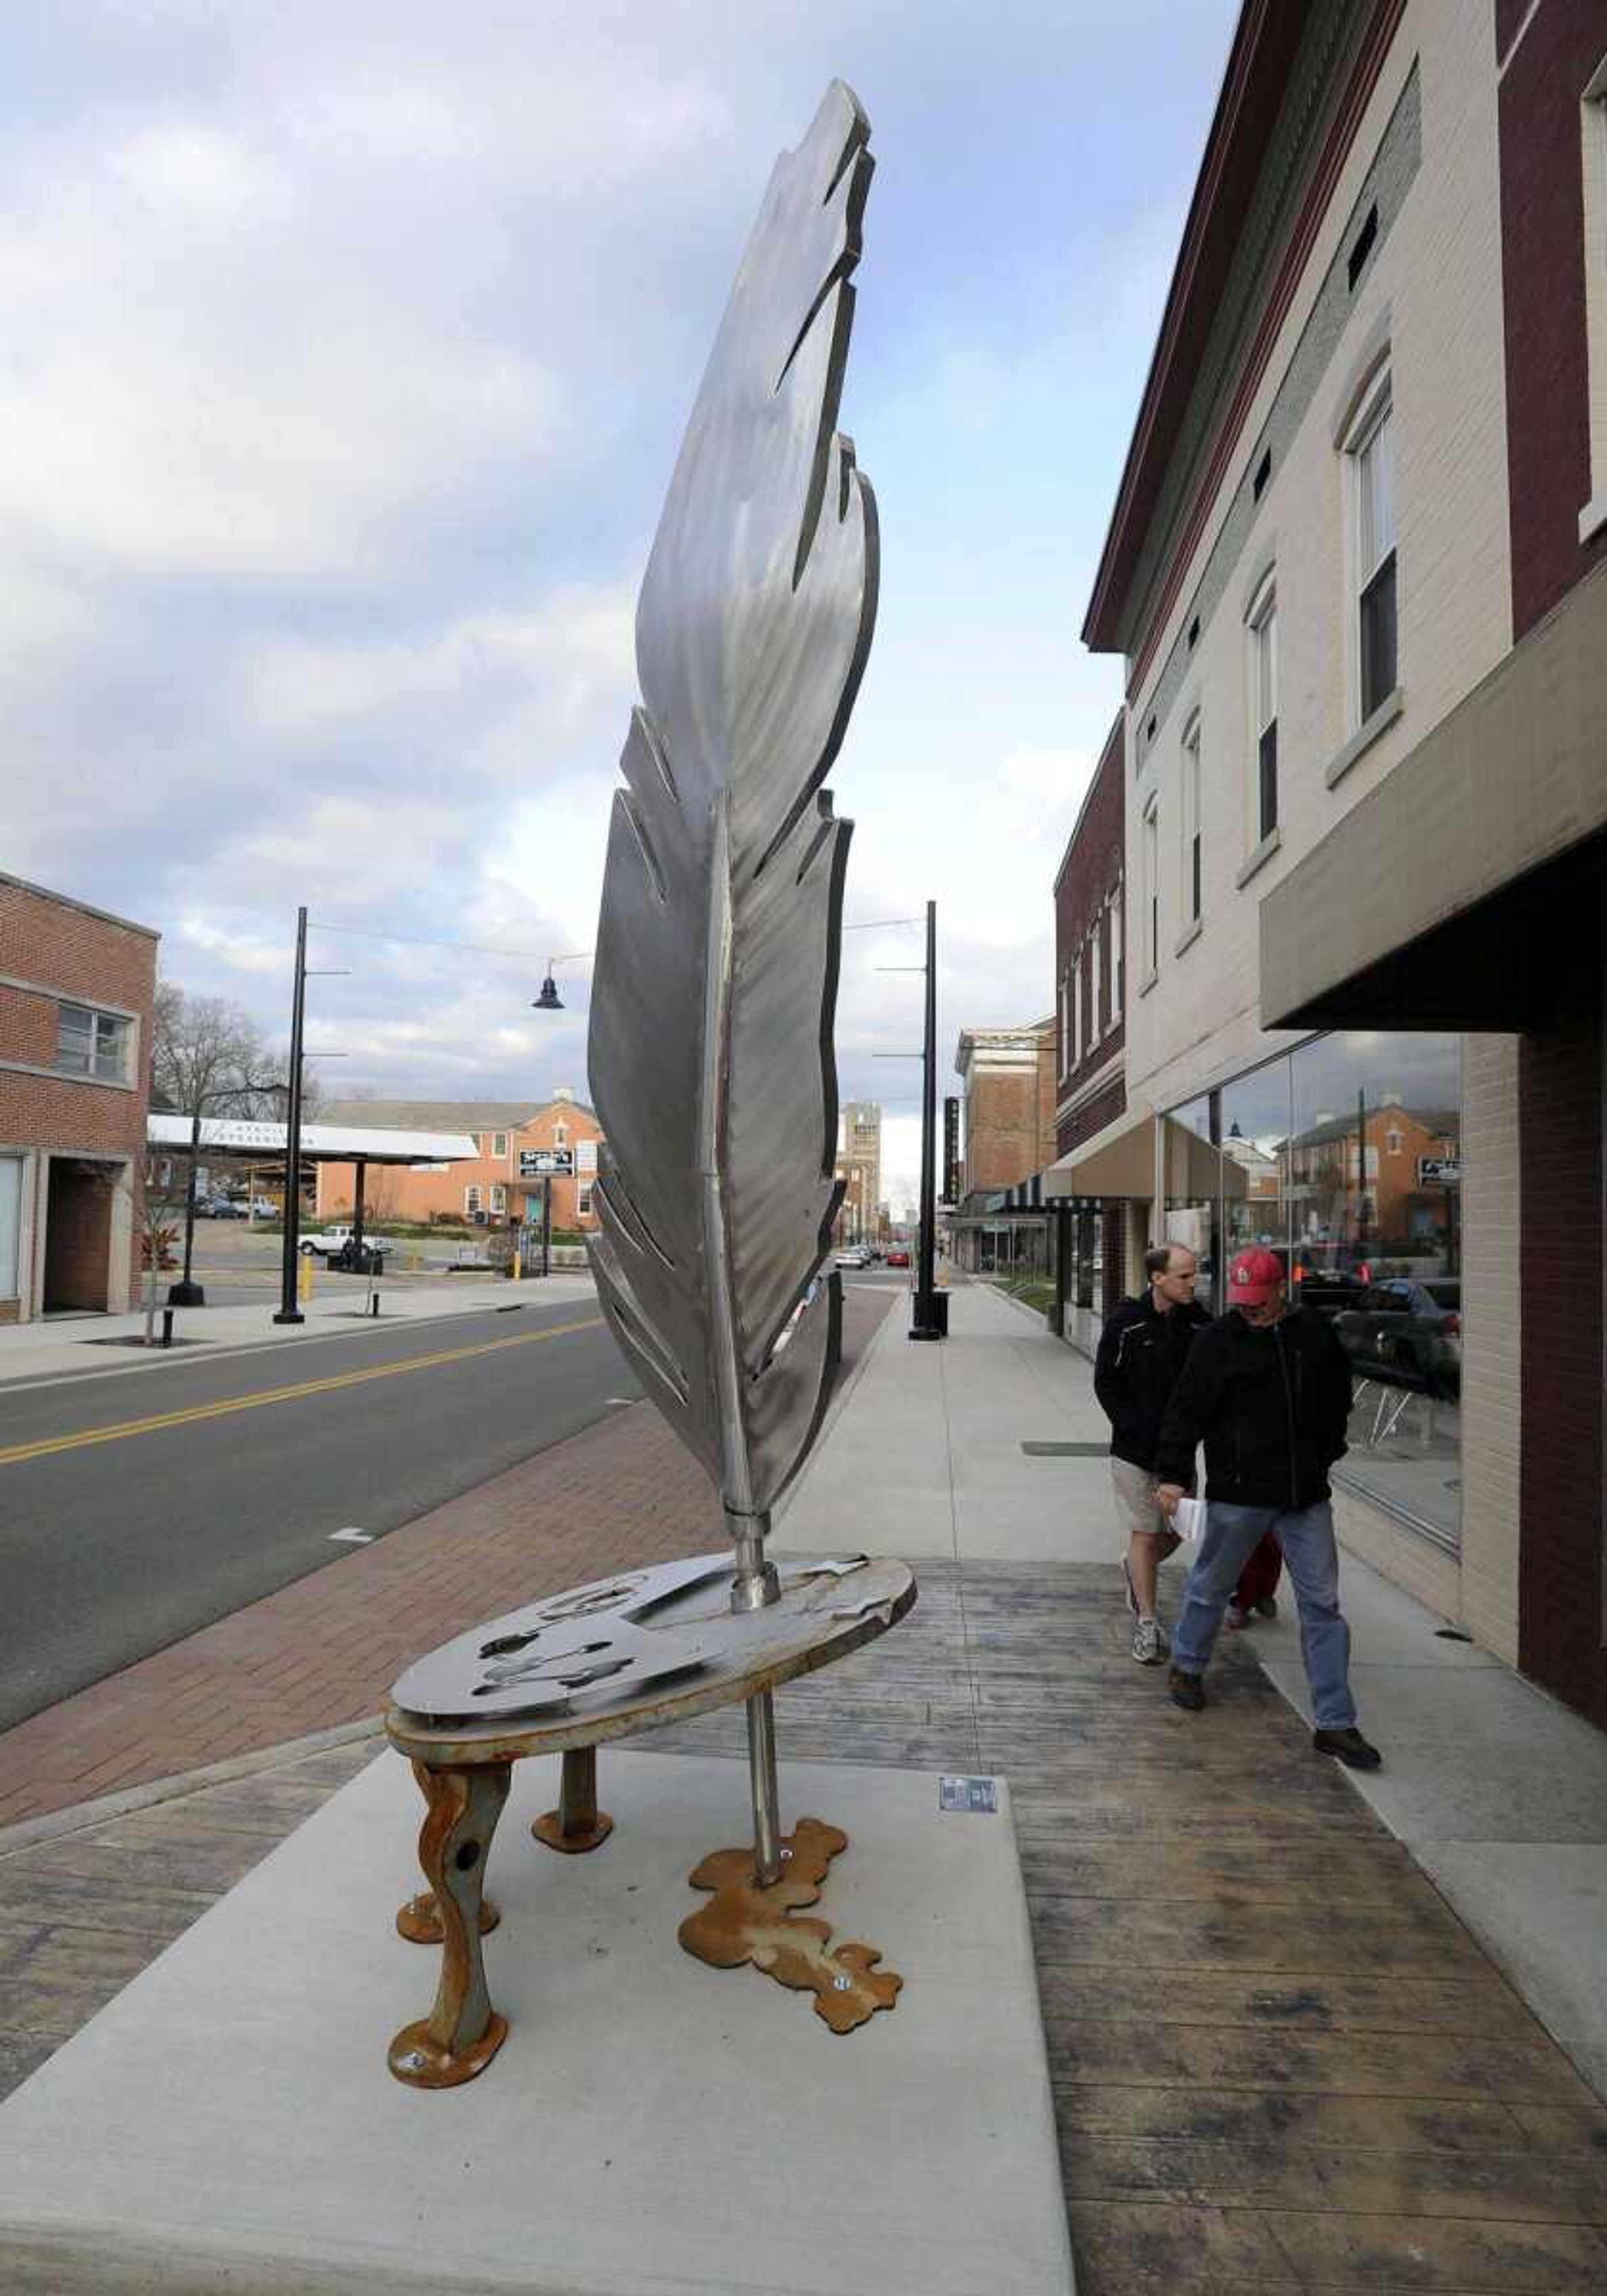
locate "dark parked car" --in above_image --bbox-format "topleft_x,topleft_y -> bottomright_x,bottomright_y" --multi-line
1332,1278 -> 1461,1401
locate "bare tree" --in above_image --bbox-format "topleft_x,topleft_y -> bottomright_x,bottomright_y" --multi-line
152,984 -> 281,1117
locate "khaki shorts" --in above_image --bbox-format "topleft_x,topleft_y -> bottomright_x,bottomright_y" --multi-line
1111,1456 -> 1174,1545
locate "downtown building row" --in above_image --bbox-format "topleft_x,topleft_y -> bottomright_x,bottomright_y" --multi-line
1042,0 -> 1607,1734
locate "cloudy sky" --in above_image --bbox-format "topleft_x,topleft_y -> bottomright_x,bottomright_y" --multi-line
5,0 -> 1237,1209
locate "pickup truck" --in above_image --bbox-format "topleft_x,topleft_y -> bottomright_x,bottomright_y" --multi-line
299,1225 -> 391,1266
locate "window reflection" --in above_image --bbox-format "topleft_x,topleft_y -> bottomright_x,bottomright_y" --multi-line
1163,1093 -> 1218,1307
1164,1034 -> 1461,1549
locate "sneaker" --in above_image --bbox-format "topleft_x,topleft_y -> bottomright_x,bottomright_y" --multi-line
1313,1726 -> 1382,1770
1120,1556 -> 1140,1619
1254,1595 -> 1278,1619
1225,1603 -> 1250,1630
1132,1616 -> 1168,1665
1167,1666 -> 1205,1712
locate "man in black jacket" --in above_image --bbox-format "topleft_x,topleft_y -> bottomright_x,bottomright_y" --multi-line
1094,1244 -> 1210,1664
1154,1246 -> 1381,1768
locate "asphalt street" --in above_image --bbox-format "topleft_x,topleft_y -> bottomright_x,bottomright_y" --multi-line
0,1294 -> 633,1734
0,1266 -> 901,1735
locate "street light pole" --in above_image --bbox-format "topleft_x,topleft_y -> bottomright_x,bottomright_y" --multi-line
911,899 -> 944,1341
274,906 -> 309,1325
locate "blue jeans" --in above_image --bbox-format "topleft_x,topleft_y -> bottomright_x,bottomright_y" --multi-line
1171,1500 -> 1357,1730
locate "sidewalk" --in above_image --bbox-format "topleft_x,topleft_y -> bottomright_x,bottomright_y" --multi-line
0,1269 -> 599,1389
785,1279 -> 1607,2101
3,1275 -> 1606,2291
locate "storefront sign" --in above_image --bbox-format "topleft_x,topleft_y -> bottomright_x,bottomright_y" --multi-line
1417,1157 -> 1460,1184
519,1148 -> 574,1176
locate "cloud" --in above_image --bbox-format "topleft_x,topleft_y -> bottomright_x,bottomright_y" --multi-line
2,0 -> 1241,1129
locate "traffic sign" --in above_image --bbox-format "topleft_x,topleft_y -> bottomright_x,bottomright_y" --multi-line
519,1148 -> 574,1176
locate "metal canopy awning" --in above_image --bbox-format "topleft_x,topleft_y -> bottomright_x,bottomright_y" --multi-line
1043,1106 -> 1246,1202
146,1116 -> 477,1166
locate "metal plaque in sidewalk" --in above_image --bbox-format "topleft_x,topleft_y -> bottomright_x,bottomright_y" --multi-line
938,1775 -> 999,1815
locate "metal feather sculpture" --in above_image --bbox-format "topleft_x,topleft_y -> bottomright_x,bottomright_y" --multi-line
586,82 -> 877,1878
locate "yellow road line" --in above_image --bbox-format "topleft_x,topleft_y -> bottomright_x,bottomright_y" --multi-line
0,1318 -> 605,1471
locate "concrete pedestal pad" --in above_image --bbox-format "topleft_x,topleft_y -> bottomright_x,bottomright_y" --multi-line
0,1747 -> 1073,2296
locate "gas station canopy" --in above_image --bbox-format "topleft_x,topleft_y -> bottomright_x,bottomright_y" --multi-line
147,1115 -> 477,1167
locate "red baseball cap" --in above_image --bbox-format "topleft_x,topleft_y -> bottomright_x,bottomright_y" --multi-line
1228,1246 -> 1285,1305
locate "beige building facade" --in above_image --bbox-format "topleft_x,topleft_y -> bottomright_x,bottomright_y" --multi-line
1072,0 -> 1607,1733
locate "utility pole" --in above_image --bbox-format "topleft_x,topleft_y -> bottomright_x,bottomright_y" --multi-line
910,899 -> 945,1341
274,907 -> 308,1325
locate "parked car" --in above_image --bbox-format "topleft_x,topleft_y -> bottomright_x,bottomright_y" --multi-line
1332,1278 -> 1461,1401
208,1197 -> 248,1220
299,1225 -> 391,1268
886,1247 -> 911,1269
247,1199 -> 278,1220
833,1245 -> 872,1269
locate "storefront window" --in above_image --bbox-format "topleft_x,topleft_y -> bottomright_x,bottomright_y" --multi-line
1222,1057 -> 1292,1269
1291,1032 -> 1461,1547
1163,1092 -> 1218,1304
0,1158 -> 19,1297
1166,1032 -> 1462,1549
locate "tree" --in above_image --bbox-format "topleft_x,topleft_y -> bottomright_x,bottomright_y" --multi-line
152,984 -> 282,1118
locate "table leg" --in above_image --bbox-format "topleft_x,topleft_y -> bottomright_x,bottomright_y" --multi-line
532,1744 -> 614,1853
388,1760 -> 511,2088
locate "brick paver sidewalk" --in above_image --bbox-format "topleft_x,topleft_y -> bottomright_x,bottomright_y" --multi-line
0,1287 -> 896,1828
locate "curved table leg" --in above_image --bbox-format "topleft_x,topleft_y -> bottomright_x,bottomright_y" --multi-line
532,1745 -> 613,1854
388,1760 -> 511,2088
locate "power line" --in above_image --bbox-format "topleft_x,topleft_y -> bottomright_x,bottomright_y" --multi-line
309,920 -> 557,964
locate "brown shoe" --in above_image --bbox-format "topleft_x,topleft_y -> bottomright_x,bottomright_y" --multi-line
1168,1666 -> 1205,1712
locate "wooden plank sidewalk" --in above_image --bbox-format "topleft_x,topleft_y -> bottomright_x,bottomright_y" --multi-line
3,1557 -> 1606,2292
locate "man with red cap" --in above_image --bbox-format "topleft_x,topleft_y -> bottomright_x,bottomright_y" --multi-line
1152,1245 -> 1381,1768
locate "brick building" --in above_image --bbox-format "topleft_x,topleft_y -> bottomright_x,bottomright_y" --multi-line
0,873 -> 159,1323
1043,713 -> 1131,1341
314,1091 -> 605,1233
947,1021 -> 1057,1274
1078,0 -> 1607,1733
833,1102 -> 883,1245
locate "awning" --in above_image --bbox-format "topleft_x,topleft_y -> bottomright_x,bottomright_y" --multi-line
147,1116 -> 478,1166
1043,1106 -> 1246,1201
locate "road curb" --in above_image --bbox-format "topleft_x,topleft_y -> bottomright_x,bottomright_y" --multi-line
0,1716 -> 386,1861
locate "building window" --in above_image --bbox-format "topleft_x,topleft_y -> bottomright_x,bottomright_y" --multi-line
465,1185 -> 482,1215
490,1184 -> 506,1214
1091,926 -> 1103,1043
470,1134 -> 482,1153
1058,971 -> 1069,1079
0,1156 -> 20,1297
1581,57 -> 1607,529
1141,801 -> 1159,977
578,1182 -> 593,1217
1181,713 -> 1202,923
492,1132 -> 508,1159
554,1122 -> 568,1148
1112,879 -> 1124,1018
1071,949 -> 1083,1069
1248,573 -> 1278,841
56,1001 -> 131,1083
1345,368 -> 1396,723
1386,1126 -> 1403,1155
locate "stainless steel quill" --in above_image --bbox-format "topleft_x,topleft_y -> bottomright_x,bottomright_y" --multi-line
586,82 -> 877,1876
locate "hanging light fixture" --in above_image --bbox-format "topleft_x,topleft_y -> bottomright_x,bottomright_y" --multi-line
532,950 -> 590,1013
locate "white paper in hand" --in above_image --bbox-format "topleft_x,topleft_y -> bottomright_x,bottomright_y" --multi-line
1173,1496 -> 1206,1544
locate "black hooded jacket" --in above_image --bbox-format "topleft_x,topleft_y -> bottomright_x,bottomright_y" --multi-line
1094,1292 -> 1212,1471
1154,1305 -> 1353,1510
